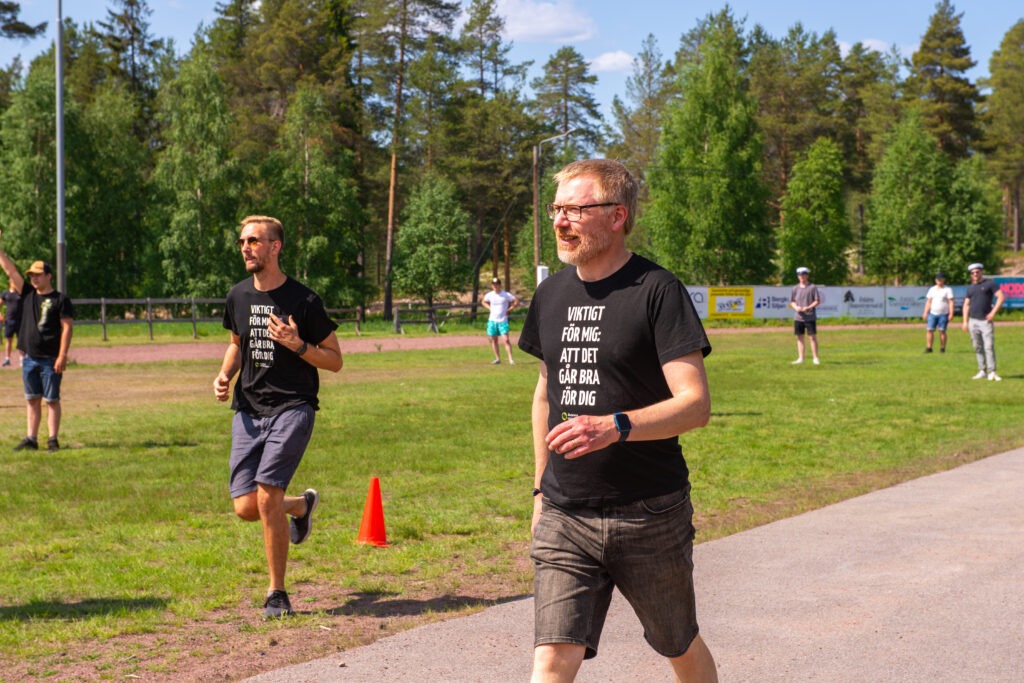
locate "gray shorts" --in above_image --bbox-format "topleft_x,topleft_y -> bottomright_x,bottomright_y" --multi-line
530,487 -> 699,659
229,405 -> 315,498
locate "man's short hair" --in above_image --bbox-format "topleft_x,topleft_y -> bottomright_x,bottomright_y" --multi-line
553,159 -> 638,235
239,215 -> 285,247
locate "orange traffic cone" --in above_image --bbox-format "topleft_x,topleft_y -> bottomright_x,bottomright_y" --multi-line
356,477 -> 388,546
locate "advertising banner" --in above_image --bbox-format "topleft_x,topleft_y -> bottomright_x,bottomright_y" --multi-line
885,287 -> 928,317
688,287 -> 709,319
995,277 -> 1024,310
753,287 -> 793,319
708,287 -> 754,319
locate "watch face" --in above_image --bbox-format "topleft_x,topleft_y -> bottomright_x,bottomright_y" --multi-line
614,413 -> 630,432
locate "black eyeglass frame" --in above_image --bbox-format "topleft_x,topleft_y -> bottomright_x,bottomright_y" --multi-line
545,202 -> 619,221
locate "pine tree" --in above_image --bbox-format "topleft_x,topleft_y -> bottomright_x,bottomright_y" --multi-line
905,0 -> 980,159
531,46 -> 603,155
0,1 -> 45,39
267,83 -> 364,303
980,20 -> 1024,251
748,23 -> 844,219
603,35 -> 672,209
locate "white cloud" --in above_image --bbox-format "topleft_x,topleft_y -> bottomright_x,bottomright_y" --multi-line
590,50 -> 634,73
838,38 -> 918,60
496,0 -> 597,43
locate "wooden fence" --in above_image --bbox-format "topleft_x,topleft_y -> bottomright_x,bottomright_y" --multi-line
74,298 -> 363,341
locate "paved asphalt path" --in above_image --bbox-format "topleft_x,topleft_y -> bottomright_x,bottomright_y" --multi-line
241,447 -> 1024,682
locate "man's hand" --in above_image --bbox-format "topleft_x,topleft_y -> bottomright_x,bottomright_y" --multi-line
54,354 -> 67,374
546,414 -> 617,460
213,372 -> 232,401
268,312 -> 302,352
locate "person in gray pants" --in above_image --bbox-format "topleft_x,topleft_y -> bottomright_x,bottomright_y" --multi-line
961,262 -> 1005,381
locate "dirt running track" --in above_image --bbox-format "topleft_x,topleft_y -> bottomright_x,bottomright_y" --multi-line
67,335 -> 489,365
64,322 -> 1023,365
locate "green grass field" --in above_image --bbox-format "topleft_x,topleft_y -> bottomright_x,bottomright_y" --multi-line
0,324 -> 1021,677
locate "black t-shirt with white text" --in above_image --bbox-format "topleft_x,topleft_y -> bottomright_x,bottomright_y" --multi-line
518,255 -> 711,507
223,277 -> 337,417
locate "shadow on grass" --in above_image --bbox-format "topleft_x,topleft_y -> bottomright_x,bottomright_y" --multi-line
711,411 -> 763,417
0,597 -> 168,621
83,439 -> 201,449
326,592 -> 529,619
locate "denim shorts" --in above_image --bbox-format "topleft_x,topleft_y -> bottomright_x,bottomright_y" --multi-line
22,355 -> 62,402
926,312 -> 949,331
486,320 -> 510,337
530,487 -> 699,659
229,405 -> 315,498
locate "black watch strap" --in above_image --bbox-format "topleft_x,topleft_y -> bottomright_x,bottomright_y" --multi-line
295,341 -> 309,356
613,412 -> 631,442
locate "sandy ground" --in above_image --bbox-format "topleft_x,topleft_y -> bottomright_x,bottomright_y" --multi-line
64,334 -> 489,366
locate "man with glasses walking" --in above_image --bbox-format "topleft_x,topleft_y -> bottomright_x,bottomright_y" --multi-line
521,160 -> 718,682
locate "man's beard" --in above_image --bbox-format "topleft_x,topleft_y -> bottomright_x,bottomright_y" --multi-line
556,228 -> 612,266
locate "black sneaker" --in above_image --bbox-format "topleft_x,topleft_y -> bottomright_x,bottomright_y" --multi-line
13,437 -> 37,451
47,437 -> 60,452
924,348 -> 933,353
263,590 -> 293,618
289,489 -> 319,545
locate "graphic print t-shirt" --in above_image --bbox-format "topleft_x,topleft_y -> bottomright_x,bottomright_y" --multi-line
223,277 -> 338,417
18,283 -> 73,358
518,255 -> 711,507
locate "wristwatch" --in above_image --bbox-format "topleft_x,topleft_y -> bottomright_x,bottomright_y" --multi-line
295,341 -> 309,356
612,412 -> 631,442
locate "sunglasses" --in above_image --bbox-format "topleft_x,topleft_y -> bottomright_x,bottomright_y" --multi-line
236,236 -> 267,248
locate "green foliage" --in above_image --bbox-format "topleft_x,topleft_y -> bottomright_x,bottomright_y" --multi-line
603,33 -> 673,256
905,0 -> 980,159
646,9 -> 773,285
865,112 -> 950,283
748,23 -> 844,217
779,137 -> 850,284
866,112 -> 1001,284
0,59 -> 64,266
980,20 -> 1024,250
392,174 -> 471,304
837,43 -> 903,194
266,83 -> 365,305
70,83 -> 148,297
150,45 -> 239,298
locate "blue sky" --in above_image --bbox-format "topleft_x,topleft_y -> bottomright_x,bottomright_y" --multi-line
2,0 -> 1020,118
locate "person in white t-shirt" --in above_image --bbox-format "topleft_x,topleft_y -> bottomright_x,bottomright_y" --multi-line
922,271 -> 954,353
481,277 -> 519,364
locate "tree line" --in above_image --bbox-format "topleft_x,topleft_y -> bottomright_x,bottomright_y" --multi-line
0,0 -> 1022,308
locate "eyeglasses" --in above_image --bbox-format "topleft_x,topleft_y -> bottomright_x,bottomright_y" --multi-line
236,236 -> 265,248
546,203 -> 618,221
